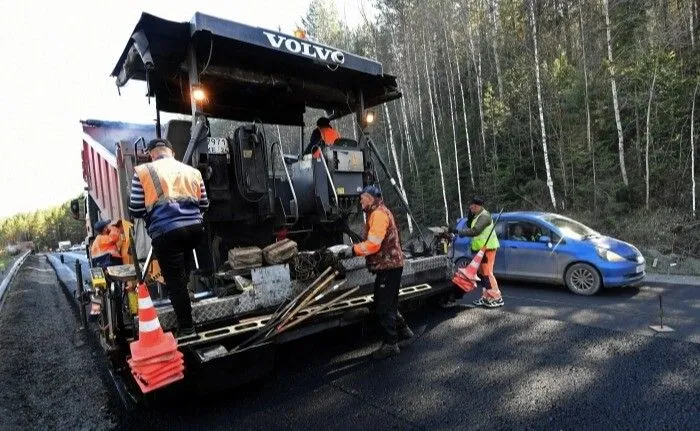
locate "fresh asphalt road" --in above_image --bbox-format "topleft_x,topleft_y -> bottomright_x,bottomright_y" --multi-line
29,258 -> 700,429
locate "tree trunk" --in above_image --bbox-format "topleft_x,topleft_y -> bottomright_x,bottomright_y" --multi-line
579,0 -> 597,216
384,103 -> 414,233
692,80 -> 699,218
489,0 -> 504,99
423,32 -> 450,224
645,69 -> 658,211
451,29 -> 476,189
530,0 -> 557,209
528,98 -> 538,180
411,36 -> 425,143
691,0 -> 696,49
444,27 -> 464,217
467,13 -> 488,159
603,0 -> 629,186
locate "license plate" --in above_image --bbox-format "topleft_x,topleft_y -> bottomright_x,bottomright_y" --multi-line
636,264 -> 645,273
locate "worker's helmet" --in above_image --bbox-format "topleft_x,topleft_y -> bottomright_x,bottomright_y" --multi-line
316,117 -> 331,127
361,184 -> 382,198
147,138 -> 173,151
94,220 -> 110,233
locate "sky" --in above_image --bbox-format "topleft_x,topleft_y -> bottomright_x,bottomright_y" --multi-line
0,0 -> 372,218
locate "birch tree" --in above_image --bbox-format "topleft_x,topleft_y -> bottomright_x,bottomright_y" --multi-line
383,103 -> 414,232
692,80 -> 698,218
645,69 -> 657,210
603,0 -> 629,186
450,28 -> 476,188
443,26 -> 464,217
529,0 -> 557,208
579,0 -> 596,214
423,31 -> 449,224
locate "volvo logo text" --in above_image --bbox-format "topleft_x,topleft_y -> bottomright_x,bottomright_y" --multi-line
263,31 -> 345,65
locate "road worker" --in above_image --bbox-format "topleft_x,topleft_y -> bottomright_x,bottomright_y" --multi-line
128,138 -> 209,338
90,219 -> 122,268
450,196 -> 503,308
304,117 -> 340,159
335,185 -> 414,359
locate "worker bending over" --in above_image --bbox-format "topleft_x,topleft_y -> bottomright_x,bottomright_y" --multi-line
337,185 -> 414,359
129,138 -> 209,338
304,117 -> 340,158
450,196 -> 503,308
90,220 -> 122,268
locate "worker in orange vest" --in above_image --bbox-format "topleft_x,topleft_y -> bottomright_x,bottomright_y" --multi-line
304,117 -> 340,158
129,138 -> 209,338
333,185 -> 414,359
90,220 -> 122,268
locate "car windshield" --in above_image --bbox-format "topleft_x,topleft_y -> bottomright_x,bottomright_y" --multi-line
541,215 -> 599,240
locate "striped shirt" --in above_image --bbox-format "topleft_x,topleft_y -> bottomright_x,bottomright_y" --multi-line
128,174 -> 209,217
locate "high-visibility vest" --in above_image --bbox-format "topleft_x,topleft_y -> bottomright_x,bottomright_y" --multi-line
91,231 -> 121,260
471,210 -> 500,251
134,156 -> 204,238
353,202 -> 404,271
312,126 -> 340,159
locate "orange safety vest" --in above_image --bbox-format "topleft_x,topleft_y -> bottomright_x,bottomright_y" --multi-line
134,157 -> 203,212
91,229 -> 121,259
353,202 -> 404,271
312,126 -> 341,159
134,156 -> 204,238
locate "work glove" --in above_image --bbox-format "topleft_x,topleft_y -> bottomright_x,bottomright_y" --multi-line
328,244 -> 354,259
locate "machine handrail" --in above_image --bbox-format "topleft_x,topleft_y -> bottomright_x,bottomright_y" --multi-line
318,149 -> 338,207
274,144 -> 299,224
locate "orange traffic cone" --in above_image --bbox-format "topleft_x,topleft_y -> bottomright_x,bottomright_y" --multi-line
129,283 -> 178,362
127,282 -> 184,393
452,249 -> 485,292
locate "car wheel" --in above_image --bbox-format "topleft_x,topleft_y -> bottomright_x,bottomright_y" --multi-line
565,263 -> 601,296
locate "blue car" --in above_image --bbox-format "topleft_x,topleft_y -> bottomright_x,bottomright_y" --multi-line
451,212 -> 646,295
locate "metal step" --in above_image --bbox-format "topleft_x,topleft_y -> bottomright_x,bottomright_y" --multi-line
179,283 -> 433,348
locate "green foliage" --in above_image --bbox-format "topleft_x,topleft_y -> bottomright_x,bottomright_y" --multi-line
0,198 -> 85,251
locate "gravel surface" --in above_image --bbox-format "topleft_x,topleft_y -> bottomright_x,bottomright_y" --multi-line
3,255 -> 699,430
0,255 -> 117,429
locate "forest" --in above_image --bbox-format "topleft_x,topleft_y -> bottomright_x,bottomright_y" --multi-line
296,0 -> 699,252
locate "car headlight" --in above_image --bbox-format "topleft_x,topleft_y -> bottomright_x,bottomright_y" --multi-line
596,247 -> 626,262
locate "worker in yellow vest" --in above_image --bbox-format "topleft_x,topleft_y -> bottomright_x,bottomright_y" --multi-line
451,196 -> 503,308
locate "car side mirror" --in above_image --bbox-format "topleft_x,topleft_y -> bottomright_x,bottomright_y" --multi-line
538,235 -> 551,244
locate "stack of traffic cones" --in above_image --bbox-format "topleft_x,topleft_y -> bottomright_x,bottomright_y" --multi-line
127,283 -> 184,393
452,249 -> 485,292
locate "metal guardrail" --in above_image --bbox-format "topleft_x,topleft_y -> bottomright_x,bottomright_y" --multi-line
0,250 -> 32,313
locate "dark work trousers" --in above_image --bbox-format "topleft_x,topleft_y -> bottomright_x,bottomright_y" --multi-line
373,267 -> 408,344
151,224 -> 204,329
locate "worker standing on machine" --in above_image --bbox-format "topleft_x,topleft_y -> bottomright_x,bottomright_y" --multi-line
128,138 -> 209,338
336,185 -> 414,359
304,117 -> 340,158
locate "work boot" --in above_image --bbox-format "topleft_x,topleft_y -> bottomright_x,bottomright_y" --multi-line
398,326 -> 415,347
484,298 -> 504,308
472,297 -> 487,307
372,343 -> 400,359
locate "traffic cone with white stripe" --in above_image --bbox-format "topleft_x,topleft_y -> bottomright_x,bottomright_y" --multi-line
452,249 -> 485,292
128,282 -> 184,393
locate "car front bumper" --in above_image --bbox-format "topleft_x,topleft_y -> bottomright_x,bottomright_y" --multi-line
601,260 -> 646,287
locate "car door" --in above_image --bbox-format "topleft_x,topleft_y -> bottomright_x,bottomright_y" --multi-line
501,221 -> 558,282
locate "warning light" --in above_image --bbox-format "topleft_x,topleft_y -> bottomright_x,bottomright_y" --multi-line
363,110 -> 375,125
293,28 -> 306,39
191,84 -> 207,103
